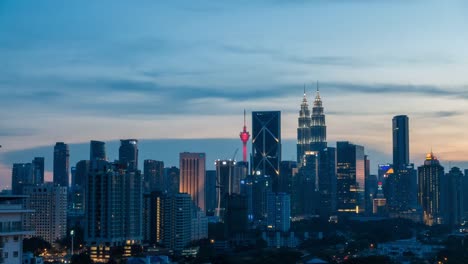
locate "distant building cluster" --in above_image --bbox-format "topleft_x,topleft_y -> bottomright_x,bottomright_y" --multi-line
1,85 -> 468,263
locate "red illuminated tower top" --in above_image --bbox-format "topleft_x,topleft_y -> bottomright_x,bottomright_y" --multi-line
239,109 -> 250,162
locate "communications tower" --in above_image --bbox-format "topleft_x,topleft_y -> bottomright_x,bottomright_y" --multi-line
239,110 -> 250,162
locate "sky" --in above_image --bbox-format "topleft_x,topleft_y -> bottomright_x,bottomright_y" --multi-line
1,0 -> 468,187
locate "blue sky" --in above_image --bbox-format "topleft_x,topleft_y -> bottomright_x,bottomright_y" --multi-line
1,0 -> 468,186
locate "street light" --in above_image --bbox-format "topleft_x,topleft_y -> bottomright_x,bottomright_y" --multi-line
70,230 -> 75,256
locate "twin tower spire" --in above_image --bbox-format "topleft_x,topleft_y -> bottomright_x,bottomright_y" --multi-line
297,82 -> 327,163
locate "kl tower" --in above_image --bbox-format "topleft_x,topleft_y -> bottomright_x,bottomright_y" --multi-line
239,110 -> 250,162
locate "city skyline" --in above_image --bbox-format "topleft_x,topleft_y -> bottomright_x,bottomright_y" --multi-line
2,1 -> 468,185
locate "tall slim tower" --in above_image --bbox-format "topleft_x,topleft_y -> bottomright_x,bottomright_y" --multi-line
53,142 -> 70,187
310,83 -> 327,152
239,110 -> 250,162
251,111 -> 281,191
179,152 -> 206,211
393,115 -> 409,170
297,86 -> 311,163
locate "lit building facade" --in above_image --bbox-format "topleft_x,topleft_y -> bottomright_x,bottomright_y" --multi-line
297,89 -> 311,163
23,183 -> 67,244
336,141 -> 365,214
418,152 -> 444,226
310,86 -> 327,152
179,152 -> 206,211
266,192 -> 291,232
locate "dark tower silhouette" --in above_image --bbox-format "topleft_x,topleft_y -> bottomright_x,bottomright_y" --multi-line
32,157 -> 45,185
392,115 -> 409,170
239,110 -> 250,163
310,83 -> 327,152
53,142 -> 69,187
119,139 -> 139,171
90,140 -> 106,161
297,86 -> 311,163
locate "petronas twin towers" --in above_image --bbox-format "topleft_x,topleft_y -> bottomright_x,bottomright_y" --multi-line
297,84 -> 327,163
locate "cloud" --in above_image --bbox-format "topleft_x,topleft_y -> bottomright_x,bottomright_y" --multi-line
0,128 -> 38,137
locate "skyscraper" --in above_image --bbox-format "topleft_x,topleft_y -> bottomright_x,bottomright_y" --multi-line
215,159 -> 237,219
90,140 -> 106,161
464,169 -> 468,220
294,151 -> 319,216
73,160 -> 89,187
297,88 -> 311,163
445,167 -> 464,227
336,141 -> 365,214
310,85 -> 327,152
179,152 -> 206,211
32,157 -> 44,185
205,170 -> 217,214
53,142 -> 69,187
143,191 -> 165,245
165,166 -> 180,194
392,115 -> 409,170
23,183 -> 68,244
266,192 -> 291,232
251,111 -> 281,191
85,159 -> 143,262
225,194 -> 248,236
143,160 -> 165,192
318,147 -> 337,216
163,193 -> 193,252
119,139 -> 138,171
279,161 -> 297,194
418,152 -> 444,226
11,163 -> 33,194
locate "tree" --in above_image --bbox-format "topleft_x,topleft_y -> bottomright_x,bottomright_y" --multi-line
71,252 -> 93,264
23,237 -> 51,256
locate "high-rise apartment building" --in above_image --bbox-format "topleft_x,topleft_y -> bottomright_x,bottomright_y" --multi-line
179,152 -> 206,211
266,192 -> 291,232
23,183 -> 67,244
85,159 -> 142,262
53,142 -> 69,187
143,191 -> 165,245
162,193 -> 193,252
252,111 -> 281,191
418,152 -> 444,226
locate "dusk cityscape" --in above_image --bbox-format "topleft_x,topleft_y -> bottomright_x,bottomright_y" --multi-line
1,1 -> 468,264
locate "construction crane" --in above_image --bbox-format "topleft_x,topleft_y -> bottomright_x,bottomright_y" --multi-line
231,148 -> 239,161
